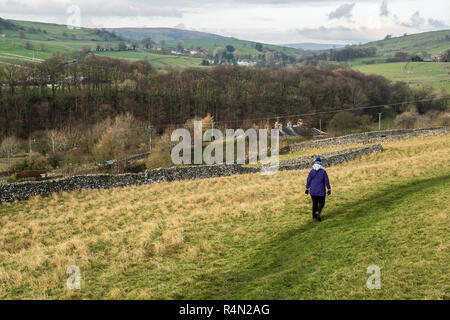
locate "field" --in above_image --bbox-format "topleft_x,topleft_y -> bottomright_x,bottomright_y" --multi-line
0,19 -> 203,69
95,50 -> 204,69
165,38 -> 302,57
361,29 -> 450,57
0,19 -> 303,69
355,62 -> 450,93
0,134 -> 448,299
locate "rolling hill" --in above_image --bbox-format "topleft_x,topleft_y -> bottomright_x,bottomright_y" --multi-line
283,42 -> 345,51
108,27 -> 229,41
361,29 -> 450,58
0,18 -> 304,70
109,27 -> 304,57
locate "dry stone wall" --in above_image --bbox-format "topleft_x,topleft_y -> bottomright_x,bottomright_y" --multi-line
0,144 -> 384,202
285,127 -> 449,152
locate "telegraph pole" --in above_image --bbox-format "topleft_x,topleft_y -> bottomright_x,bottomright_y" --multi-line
148,124 -> 152,155
378,113 -> 382,131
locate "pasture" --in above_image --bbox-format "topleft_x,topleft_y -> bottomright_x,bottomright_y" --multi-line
0,134 -> 448,299
355,62 -> 450,93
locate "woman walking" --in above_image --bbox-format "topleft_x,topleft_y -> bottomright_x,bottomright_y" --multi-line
305,157 -> 331,222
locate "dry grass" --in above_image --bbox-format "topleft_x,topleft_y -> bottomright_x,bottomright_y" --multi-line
0,134 -> 449,299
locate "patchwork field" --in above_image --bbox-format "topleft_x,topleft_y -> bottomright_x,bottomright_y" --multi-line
95,50 -> 204,69
0,133 -> 448,299
355,62 -> 450,93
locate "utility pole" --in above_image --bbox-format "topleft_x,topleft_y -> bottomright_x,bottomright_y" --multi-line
378,113 -> 382,131
148,124 -> 152,155
319,119 -> 322,132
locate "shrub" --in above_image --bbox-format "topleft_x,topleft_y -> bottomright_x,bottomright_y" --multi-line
12,153 -> 49,171
433,112 -> 450,126
146,134 -> 174,170
93,113 -> 145,163
328,112 -> 372,135
395,112 -> 417,129
47,152 -> 63,169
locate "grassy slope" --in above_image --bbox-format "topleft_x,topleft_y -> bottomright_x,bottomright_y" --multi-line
361,29 -> 450,57
0,19 -> 202,69
0,134 -> 448,299
355,62 -> 450,93
0,19 -> 303,69
165,38 -> 303,57
95,50 -> 204,69
0,19 -> 122,62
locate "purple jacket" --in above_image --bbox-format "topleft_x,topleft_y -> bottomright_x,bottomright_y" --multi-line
306,168 -> 331,196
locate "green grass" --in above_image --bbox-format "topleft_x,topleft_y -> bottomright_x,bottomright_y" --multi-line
0,18 -> 304,69
0,161 -> 9,172
361,29 -> 450,57
355,62 -> 450,93
95,50 -> 204,69
226,174 -> 449,299
349,56 -> 388,66
0,134 -> 448,299
165,38 -> 302,58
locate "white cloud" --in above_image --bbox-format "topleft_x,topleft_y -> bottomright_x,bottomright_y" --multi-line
328,3 -> 355,20
380,0 -> 389,17
428,18 -> 447,28
0,0 -> 183,17
0,0 -> 448,44
400,11 -> 425,28
297,25 -> 371,43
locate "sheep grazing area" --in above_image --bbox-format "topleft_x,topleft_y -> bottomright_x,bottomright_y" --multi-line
0,133 -> 448,299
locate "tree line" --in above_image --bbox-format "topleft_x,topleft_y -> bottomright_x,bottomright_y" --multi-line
0,54 -> 446,141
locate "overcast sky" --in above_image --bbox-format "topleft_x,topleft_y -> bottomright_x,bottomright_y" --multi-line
1,0 -> 449,44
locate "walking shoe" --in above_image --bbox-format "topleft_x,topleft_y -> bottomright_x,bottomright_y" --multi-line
316,211 -> 322,222
312,212 -> 317,220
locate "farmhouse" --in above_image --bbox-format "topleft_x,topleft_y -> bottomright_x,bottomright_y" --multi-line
237,60 -> 257,67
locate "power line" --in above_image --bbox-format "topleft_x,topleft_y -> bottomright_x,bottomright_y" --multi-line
157,96 -> 449,127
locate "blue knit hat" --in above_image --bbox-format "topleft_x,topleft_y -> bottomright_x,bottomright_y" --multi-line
314,157 -> 322,164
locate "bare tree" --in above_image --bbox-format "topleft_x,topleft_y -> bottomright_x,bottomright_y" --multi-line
1,136 -> 20,168
46,129 -> 67,153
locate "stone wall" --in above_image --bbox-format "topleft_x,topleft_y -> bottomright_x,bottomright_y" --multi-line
278,144 -> 383,171
285,127 -> 449,152
0,144 -> 383,202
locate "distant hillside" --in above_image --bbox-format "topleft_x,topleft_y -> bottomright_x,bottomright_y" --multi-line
361,29 -> 450,57
283,43 -> 345,51
0,18 -> 304,70
0,17 -> 18,31
108,27 -> 228,41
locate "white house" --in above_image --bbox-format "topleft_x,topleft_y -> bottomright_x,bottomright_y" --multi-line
237,60 -> 257,67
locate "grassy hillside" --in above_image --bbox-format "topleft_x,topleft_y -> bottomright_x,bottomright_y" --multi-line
109,27 -> 304,57
0,134 -> 448,299
165,38 -> 303,57
0,19 -> 206,70
355,62 -> 450,93
0,19 -> 124,63
95,50 -> 204,69
0,18 -> 304,70
362,29 -> 450,57
108,27 -> 227,41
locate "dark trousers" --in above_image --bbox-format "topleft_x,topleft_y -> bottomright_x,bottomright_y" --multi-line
311,195 -> 326,217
